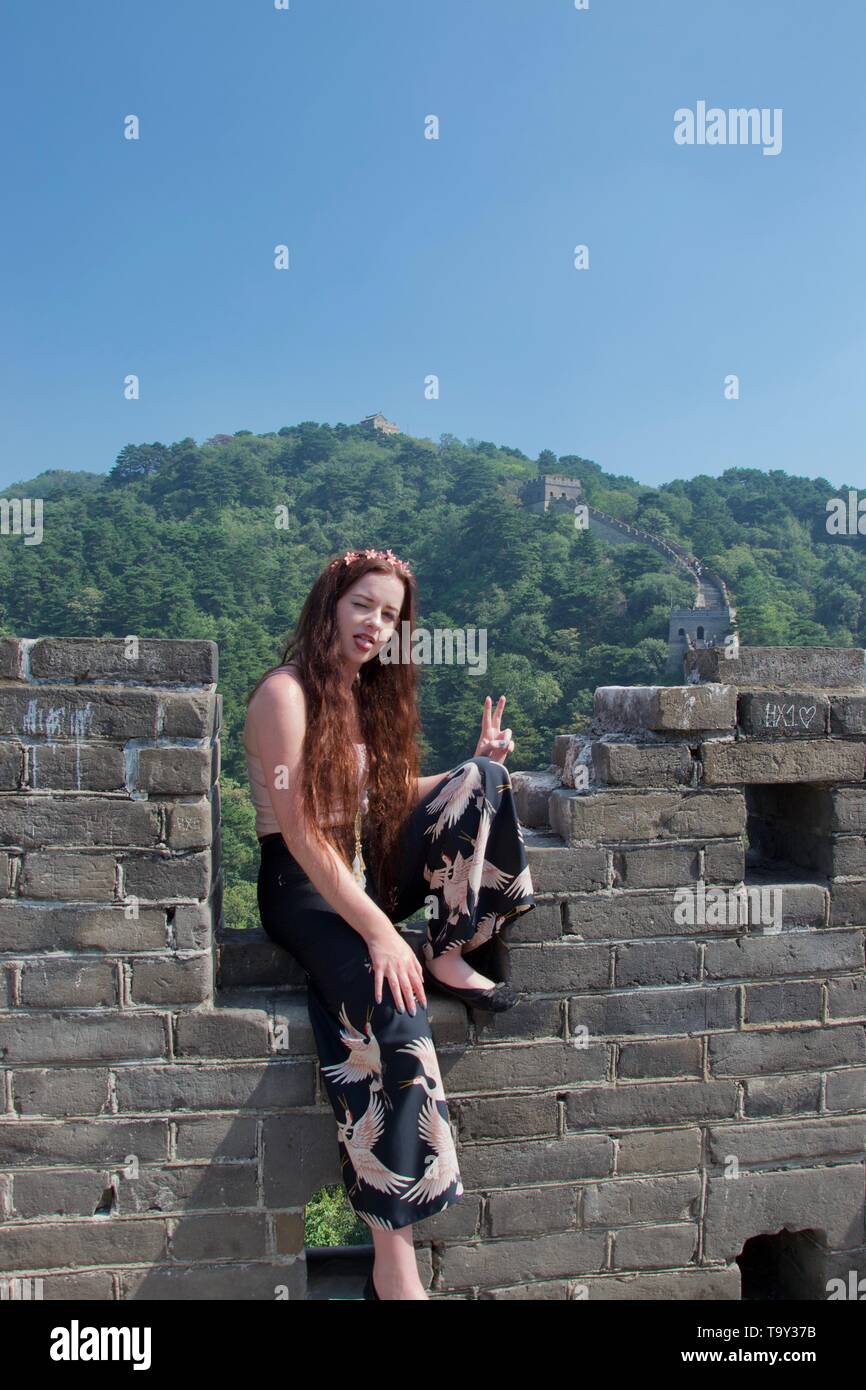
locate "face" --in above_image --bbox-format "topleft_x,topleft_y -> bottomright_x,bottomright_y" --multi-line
336,570 -> 406,676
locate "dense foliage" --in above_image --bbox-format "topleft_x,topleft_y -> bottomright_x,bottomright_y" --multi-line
2,423 -> 863,924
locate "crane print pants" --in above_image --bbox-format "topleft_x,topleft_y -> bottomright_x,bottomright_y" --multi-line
255,755 -> 536,1232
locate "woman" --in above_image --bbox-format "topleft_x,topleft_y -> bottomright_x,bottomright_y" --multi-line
244,547 -> 535,1300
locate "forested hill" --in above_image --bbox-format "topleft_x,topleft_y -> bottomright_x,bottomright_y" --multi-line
1,422 -> 864,789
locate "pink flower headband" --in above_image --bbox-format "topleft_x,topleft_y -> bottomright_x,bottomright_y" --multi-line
328,548 -> 414,578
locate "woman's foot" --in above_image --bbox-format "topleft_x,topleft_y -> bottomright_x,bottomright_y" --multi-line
425,950 -> 496,993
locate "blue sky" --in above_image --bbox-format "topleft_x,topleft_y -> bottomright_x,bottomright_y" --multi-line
2,0 -> 863,491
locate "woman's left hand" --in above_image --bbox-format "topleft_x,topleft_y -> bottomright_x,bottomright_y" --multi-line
474,695 -> 514,763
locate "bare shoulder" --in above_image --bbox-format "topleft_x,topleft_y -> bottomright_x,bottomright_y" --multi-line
246,665 -> 307,743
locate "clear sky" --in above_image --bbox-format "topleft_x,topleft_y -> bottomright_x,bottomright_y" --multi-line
2,0 -> 863,491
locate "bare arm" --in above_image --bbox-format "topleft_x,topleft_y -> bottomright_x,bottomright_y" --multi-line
414,772 -> 451,801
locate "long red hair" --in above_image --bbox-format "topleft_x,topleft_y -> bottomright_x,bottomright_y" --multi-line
245,552 -> 422,916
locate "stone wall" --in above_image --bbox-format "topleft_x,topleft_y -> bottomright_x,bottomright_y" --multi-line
1,637 -> 864,1300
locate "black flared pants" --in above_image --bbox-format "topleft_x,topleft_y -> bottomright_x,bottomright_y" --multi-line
255,755 -> 536,1232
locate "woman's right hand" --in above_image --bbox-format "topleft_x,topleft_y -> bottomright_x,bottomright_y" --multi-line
367,928 -> 427,1015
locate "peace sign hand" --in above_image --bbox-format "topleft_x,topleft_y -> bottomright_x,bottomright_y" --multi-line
474,694 -> 514,764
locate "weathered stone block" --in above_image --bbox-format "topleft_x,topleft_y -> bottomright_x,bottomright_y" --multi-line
29,637 -> 218,684
550,788 -> 746,845
830,694 -> 866,735
612,843 -> 700,888
702,738 -> 866,785
737,691 -> 830,737
28,742 -> 126,791
591,740 -> 693,787
510,769 -> 560,826
136,747 -> 212,795
685,645 -> 865,690
594,685 -> 737,733
703,1163 -> 865,1261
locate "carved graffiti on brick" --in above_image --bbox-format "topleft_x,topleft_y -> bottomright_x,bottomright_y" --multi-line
23,700 -> 95,738
763,702 -> 816,729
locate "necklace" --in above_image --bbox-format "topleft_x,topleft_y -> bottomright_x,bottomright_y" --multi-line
351,806 -> 366,888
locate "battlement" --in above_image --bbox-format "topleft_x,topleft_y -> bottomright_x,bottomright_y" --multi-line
1,638 -> 864,1300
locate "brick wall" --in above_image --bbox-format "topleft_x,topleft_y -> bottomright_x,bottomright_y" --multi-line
1,637 -> 864,1300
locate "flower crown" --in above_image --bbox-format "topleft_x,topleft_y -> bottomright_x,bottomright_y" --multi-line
328,548 -> 414,578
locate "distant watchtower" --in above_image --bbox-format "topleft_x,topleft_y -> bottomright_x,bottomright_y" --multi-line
520,472 -> 583,515
358,411 -> 400,436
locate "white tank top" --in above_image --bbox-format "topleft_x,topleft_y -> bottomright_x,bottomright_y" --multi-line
245,736 -> 369,836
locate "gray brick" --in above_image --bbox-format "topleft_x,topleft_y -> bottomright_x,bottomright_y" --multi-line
704,839 -> 746,882
0,796 -> 160,849
703,1163 -> 865,1261
591,742 -> 693,787
830,694 -> 866,735
744,981 -> 823,1024
487,1183 -> 579,1236
738,691 -> 829,737
455,1093 -> 559,1141
457,1134 -> 613,1189
615,940 -> 701,986
29,637 -> 218,685
569,985 -> 737,1038
0,1216 -> 169,1270
522,838 -> 607,893
136,747 -> 212,796
0,1118 -> 169,1166
0,903 -> 167,952
824,1067 -> 866,1112
551,788 -> 746,846
440,1229 -> 608,1288
168,1212 -> 268,1261
593,685 -> 737,733
19,852 -> 117,900
706,1117 -> 865,1166
702,738 -> 866,786
616,1127 -> 702,1175
19,959 -> 119,1007
507,942 -> 609,992
742,1073 -> 822,1117
685,644 -> 865,689
584,1174 -> 701,1226
29,743 -> 126,791
120,1259 -> 306,1301
617,1038 -> 702,1079
176,1008 -> 271,1057
12,1067 -> 111,1117
0,686 -> 160,740
565,1080 -> 738,1128
826,974 -> 866,1020
165,800 -> 213,851
0,1012 -> 168,1064
114,1060 -> 315,1111
613,1223 -> 698,1269
0,741 -> 24,789
122,850 -> 211,900
706,929 -> 861,981
613,844 -> 700,888
129,954 -> 212,1005
830,881 -> 866,926
441,1039 -> 607,1091
709,1025 -> 866,1076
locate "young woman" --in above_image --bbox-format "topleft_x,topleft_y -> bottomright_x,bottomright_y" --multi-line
244,547 -> 535,1300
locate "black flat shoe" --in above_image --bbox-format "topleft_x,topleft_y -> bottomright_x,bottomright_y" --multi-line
422,962 -> 519,1012
363,1271 -> 380,1300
